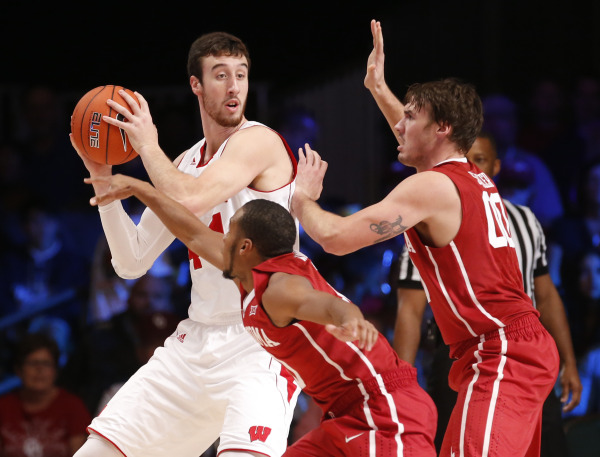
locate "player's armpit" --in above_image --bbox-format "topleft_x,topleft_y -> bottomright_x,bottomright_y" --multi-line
177,127 -> 292,215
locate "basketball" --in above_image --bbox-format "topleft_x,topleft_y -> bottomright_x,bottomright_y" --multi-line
70,85 -> 139,165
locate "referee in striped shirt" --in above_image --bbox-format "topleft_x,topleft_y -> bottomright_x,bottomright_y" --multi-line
394,132 -> 582,456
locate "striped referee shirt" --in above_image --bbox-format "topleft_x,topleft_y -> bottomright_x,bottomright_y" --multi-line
397,199 -> 548,307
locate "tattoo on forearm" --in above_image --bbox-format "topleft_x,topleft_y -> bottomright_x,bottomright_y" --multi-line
369,216 -> 408,242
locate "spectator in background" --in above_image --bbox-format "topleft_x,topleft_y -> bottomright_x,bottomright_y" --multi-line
518,79 -> 569,157
549,159 -> 600,292
0,142 -> 28,251
60,273 -> 180,413
516,79 -> 582,209
562,250 -> 600,360
0,332 -> 91,457
0,197 -> 90,330
86,237 -> 131,325
14,85 -> 89,212
94,310 -> 179,416
482,93 -> 564,229
571,76 -> 600,161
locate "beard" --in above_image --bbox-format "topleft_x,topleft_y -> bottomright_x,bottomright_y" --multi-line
202,93 -> 246,127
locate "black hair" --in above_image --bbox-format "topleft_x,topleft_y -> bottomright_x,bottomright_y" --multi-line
14,332 -> 60,369
238,200 -> 296,258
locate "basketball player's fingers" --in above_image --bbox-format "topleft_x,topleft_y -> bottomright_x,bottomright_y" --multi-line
297,147 -> 307,166
356,321 -> 373,351
132,91 -> 149,112
303,143 -> 315,166
366,326 -> 378,351
84,176 -> 110,185
374,21 -> 383,51
562,381 -> 581,412
320,160 -> 329,174
90,193 -> 115,207
306,144 -> 321,163
117,89 -> 142,114
105,99 -> 133,123
324,324 -> 344,341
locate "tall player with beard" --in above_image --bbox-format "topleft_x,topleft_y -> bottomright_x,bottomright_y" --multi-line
70,32 -> 299,457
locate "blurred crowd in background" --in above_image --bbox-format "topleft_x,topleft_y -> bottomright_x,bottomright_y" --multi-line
1,72 -> 600,455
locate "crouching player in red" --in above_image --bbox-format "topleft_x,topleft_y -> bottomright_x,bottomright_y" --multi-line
84,174 -> 437,457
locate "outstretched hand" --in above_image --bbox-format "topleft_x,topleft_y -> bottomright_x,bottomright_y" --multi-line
295,144 -> 328,202
364,19 -> 386,92
104,90 -> 159,156
84,174 -> 144,207
325,318 -> 378,351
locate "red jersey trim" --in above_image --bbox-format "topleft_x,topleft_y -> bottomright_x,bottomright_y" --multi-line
219,124 -> 298,193
217,449 -> 271,457
87,428 -> 128,457
196,142 -> 212,168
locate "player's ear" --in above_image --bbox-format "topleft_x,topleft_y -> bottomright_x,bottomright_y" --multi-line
239,238 -> 253,256
190,76 -> 203,96
437,122 -> 451,137
493,158 -> 501,177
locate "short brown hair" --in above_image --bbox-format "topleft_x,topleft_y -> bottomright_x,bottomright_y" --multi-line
187,32 -> 251,82
405,78 -> 483,153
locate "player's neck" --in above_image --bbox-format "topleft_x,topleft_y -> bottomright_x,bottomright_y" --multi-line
200,117 -> 247,161
415,149 -> 464,173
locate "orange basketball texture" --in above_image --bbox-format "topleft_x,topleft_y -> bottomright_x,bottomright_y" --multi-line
71,85 -> 139,165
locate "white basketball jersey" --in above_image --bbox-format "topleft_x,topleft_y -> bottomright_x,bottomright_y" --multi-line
177,121 -> 298,324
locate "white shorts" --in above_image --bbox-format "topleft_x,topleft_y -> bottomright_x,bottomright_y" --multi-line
88,318 -> 299,457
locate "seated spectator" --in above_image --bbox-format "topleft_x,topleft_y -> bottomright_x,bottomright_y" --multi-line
60,273 -> 180,413
0,332 -> 91,457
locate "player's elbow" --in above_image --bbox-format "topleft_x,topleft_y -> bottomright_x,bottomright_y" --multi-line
111,259 -> 148,280
318,233 -> 356,256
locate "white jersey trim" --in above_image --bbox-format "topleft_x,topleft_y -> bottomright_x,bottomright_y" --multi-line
424,245 -> 478,337
449,241 -> 506,328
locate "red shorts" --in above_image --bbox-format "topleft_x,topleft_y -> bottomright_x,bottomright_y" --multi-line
284,368 -> 437,457
442,314 -> 559,457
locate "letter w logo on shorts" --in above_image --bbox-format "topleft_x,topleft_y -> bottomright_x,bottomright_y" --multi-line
248,426 -> 272,443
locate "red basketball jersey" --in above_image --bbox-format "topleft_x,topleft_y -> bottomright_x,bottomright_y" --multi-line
404,158 -> 537,347
241,252 -> 410,415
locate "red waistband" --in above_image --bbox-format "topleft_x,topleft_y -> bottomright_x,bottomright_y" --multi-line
326,366 -> 417,419
449,313 -> 543,359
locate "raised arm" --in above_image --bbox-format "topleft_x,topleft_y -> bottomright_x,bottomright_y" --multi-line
86,175 -> 225,271
262,273 -> 378,351
364,19 -> 404,141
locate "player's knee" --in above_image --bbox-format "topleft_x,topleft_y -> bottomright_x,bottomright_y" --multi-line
72,433 -> 122,457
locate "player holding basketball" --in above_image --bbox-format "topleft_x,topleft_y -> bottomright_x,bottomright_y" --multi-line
290,19 -> 560,457
71,32 -> 299,457
80,175 -> 438,457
